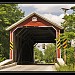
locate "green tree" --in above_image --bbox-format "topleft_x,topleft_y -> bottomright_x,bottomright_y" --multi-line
61,6 -> 75,64
34,47 -> 43,63
61,6 -> 75,41
44,43 -> 56,63
0,4 -> 24,62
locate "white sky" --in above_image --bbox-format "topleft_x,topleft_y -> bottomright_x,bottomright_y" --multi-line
18,4 -> 75,52
18,4 -> 75,25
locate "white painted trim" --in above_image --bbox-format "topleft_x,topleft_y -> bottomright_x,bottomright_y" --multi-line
12,26 -> 23,33
38,26 -> 57,30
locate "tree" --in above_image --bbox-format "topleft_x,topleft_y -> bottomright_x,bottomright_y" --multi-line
0,4 -> 24,62
61,6 -> 75,49
44,43 -> 56,63
71,6 -> 75,12
34,47 -> 43,63
61,6 -> 75,64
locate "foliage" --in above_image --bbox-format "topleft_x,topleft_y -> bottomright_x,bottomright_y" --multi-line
61,6 -> 75,44
56,64 -> 75,71
0,4 -> 25,62
61,47 -> 74,64
66,47 -> 74,64
0,54 -> 6,62
44,43 -> 56,63
34,47 -> 43,63
60,6 -> 75,65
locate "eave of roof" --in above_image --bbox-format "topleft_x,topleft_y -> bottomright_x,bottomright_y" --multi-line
6,12 -> 64,31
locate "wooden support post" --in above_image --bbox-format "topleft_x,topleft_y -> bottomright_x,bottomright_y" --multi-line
63,39 -> 67,63
56,30 -> 61,58
10,31 -> 13,59
64,49 -> 66,63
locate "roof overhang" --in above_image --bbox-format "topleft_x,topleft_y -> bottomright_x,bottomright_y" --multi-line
6,12 -> 64,31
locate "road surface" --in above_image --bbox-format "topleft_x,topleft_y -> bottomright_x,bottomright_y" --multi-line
0,64 -> 57,71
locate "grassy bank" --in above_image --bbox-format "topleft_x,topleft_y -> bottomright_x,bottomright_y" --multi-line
56,64 -> 75,71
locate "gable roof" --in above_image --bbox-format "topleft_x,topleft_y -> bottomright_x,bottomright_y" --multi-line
6,12 -> 64,31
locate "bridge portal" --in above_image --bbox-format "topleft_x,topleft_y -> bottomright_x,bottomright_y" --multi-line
6,12 -> 64,64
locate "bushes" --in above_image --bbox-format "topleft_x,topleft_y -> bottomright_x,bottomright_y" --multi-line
61,47 -> 74,65
56,64 -> 75,71
0,54 -> 6,62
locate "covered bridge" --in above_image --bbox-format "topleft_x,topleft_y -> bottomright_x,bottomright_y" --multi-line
6,12 -> 64,64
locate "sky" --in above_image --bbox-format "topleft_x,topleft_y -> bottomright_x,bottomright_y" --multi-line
18,4 -> 75,25
18,4 -> 75,52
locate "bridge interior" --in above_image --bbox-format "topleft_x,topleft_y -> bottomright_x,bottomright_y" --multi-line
13,27 -> 56,65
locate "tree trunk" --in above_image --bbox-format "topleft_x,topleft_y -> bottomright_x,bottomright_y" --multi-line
64,49 -> 66,63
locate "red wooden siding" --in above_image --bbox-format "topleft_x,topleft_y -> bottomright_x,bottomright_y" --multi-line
57,49 -> 60,58
11,15 -> 60,31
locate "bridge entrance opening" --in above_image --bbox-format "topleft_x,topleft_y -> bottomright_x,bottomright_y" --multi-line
13,27 -> 56,65
34,43 -> 56,64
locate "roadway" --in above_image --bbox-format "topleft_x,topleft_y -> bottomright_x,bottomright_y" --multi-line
0,64 -> 57,72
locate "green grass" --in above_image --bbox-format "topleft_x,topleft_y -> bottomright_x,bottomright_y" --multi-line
56,64 -> 75,71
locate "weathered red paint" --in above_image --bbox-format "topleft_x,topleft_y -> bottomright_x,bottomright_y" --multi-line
10,50 -> 12,59
57,49 -> 60,58
10,31 -> 13,59
56,30 -> 61,58
11,15 -> 60,32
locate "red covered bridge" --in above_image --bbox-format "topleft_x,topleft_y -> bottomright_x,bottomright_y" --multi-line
6,12 -> 64,64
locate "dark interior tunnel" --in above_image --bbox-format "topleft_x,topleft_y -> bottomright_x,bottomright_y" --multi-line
13,27 -> 56,65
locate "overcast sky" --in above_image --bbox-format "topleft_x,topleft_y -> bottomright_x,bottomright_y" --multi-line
17,4 -> 75,51
18,4 -> 75,25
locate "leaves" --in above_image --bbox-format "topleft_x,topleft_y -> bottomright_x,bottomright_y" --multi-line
61,6 -> 75,65
34,47 -> 43,62
44,43 -> 56,63
0,4 -> 25,62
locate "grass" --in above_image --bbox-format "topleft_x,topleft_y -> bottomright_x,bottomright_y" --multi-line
56,64 -> 75,71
